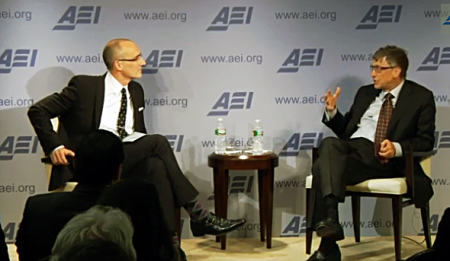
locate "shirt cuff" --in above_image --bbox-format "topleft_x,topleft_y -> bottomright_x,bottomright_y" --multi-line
324,108 -> 337,122
393,142 -> 403,157
51,145 -> 65,156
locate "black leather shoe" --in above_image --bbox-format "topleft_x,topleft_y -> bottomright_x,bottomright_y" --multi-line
306,248 -> 341,261
190,213 -> 246,236
315,218 -> 344,241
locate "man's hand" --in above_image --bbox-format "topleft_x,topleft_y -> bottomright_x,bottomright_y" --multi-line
51,148 -> 75,165
378,139 -> 396,159
324,87 -> 341,111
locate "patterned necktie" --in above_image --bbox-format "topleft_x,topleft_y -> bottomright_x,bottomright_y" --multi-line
117,88 -> 128,140
374,93 -> 394,162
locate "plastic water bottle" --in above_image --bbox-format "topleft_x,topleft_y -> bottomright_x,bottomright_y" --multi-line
215,118 -> 227,154
252,119 -> 264,155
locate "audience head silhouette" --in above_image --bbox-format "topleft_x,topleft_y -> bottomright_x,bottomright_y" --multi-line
74,130 -> 124,185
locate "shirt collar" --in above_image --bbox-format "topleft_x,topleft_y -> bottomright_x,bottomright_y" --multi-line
381,80 -> 404,100
105,71 -> 128,95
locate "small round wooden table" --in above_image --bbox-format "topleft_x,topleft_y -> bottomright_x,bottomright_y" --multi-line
208,152 -> 279,250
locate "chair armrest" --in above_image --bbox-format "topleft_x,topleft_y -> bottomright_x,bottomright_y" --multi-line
410,150 -> 436,158
404,150 -> 435,200
41,156 -> 74,165
41,156 -> 51,164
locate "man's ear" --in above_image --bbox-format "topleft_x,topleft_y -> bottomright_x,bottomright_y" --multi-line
113,60 -> 123,72
393,67 -> 402,78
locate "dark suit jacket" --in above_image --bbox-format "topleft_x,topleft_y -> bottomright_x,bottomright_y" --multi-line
97,178 -> 176,261
28,74 -> 147,190
0,221 -> 9,261
433,207 -> 450,248
406,207 -> 450,260
323,80 -> 436,207
15,184 -> 106,261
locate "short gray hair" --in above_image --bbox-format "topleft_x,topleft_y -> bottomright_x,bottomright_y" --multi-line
50,205 -> 136,261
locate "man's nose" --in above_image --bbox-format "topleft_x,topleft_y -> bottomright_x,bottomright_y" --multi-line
139,56 -> 146,66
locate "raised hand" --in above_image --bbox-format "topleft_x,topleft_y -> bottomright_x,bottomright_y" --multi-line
323,87 -> 341,111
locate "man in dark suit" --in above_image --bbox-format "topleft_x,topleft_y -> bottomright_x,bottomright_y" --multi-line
307,45 -> 436,261
0,221 -> 9,261
27,39 -> 245,251
15,130 -> 125,261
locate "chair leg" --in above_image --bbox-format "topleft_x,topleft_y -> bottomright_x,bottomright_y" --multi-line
420,202 -> 432,248
392,196 -> 402,261
351,196 -> 361,243
306,188 -> 313,255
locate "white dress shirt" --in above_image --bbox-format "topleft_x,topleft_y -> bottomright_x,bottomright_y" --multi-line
325,80 -> 405,157
99,72 -> 135,137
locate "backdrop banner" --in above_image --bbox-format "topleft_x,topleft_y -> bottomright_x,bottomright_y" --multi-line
1,0 -> 449,242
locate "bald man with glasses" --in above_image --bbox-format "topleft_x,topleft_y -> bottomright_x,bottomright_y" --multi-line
28,38 -> 245,260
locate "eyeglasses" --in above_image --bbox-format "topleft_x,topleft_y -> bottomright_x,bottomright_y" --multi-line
117,55 -> 143,62
370,65 -> 395,73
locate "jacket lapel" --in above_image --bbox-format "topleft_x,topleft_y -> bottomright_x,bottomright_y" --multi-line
388,81 -> 413,136
348,87 -> 380,133
94,74 -> 106,129
128,82 -> 139,125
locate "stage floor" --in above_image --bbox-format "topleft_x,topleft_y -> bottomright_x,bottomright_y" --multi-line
8,236 -> 433,261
